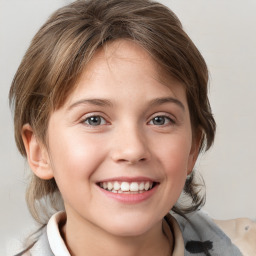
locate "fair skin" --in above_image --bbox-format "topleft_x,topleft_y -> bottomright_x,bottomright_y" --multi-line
22,40 -> 199,256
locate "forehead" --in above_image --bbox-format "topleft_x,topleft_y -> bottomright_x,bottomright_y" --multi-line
63,39 -> 187,107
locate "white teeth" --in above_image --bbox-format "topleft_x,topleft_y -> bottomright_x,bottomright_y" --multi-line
145,181 -> 150,191
120,182 -> 130,191
113,181 -> 120,190
107,182 -> 113,191
99,181 -> 154,193
130,182 -> 139,192
139,183 -> 145,191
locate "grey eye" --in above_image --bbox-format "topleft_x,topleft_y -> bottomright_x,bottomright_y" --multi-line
84,116 -> 106,126
150,116 -> 172,126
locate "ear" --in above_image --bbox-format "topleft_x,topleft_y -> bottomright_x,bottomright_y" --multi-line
187,131 -> 202,175
22,124 -> 54,180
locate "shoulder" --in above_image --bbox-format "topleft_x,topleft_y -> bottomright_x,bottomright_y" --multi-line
172,210 -> 243,255
214,217 -> 256,256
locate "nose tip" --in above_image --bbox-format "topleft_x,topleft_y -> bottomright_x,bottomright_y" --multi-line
111,145 -> 150,164
110,130 -> 150,164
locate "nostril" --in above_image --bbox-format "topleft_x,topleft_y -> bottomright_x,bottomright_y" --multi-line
126,157 -> 147,164
110,143 -> 150,164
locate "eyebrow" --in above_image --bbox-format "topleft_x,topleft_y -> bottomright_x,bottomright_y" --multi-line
149,97 -> 185,111
67,97 -> 185,111
67,98 -> 113,111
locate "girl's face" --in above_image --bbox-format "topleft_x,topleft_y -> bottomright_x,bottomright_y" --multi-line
44,40 -> 198,237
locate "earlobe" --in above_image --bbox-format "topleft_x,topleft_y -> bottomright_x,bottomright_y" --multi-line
22,124 -> 54,180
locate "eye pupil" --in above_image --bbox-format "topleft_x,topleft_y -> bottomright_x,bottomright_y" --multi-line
88,116 -> 101,126
153,116 -> 165,125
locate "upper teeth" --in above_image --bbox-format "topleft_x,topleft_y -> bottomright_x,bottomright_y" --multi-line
99,181 -> 153,193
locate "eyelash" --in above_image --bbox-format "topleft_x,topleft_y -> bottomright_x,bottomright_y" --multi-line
148,115 -> 175,126
83,115 -> 107,126
82,114 -> 175,127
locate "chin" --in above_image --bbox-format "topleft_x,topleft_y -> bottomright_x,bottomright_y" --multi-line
102,215 -> 158,237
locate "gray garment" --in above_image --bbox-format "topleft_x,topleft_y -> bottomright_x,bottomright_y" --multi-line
173,210 -> 242,256
18,210 -> 242,256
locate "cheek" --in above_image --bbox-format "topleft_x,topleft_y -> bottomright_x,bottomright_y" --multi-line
162,149 -> 189,189
154,133 -> 192,171
152,132 -> 193,192
47,130 -> 109,209
165,145 -> 191,172
48,129 -> 107,185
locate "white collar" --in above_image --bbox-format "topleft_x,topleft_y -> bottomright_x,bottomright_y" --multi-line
46,211 -> 184,255
47,211 -> 70,256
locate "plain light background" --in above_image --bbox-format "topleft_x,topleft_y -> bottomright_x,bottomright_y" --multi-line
1,0 -> 256,254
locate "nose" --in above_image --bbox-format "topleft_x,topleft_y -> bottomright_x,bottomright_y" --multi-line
110,125 -> 151,164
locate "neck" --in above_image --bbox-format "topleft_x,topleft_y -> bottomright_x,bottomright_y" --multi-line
60,212 -> 172,256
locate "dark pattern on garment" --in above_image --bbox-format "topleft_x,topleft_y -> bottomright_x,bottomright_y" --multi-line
174,210 -> 242,256
185,240 -> 213,256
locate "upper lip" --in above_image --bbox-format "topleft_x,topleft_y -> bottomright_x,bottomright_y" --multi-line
96,176 -> 158,183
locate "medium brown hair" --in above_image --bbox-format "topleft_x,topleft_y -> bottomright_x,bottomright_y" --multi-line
9,0 -> 216,224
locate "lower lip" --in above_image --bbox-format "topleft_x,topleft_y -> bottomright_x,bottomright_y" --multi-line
97,185 -> 158,204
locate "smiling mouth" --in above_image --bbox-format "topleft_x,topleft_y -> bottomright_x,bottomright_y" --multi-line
97,181 -> 157,194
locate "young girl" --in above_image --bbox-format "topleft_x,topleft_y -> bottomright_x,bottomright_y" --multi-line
9,0 -> 255,255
